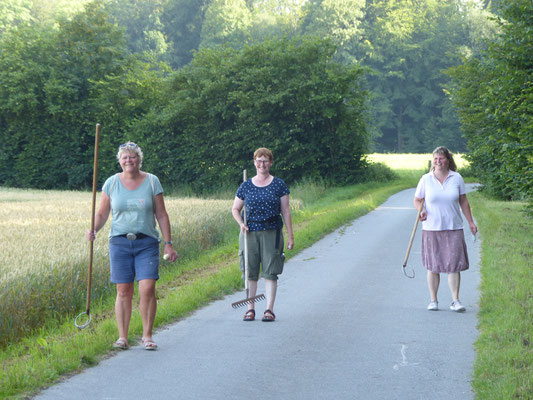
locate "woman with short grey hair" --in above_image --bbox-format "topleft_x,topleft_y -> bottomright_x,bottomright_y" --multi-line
86,141 -> 177,350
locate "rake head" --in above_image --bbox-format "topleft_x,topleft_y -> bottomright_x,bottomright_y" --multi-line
402,263 -> 415,279
231,294 -> 266,309
74,311 -> 92,330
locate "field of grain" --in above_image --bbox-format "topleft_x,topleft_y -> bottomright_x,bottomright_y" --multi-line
368,153 -> 469,170
0,187 -> 233,346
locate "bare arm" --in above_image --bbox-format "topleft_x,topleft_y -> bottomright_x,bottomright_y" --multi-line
231,196 -> 248,234
459,194 -> 478,235
86,192 -> 111,240
280,194 -> 294,250
154,193 -> 178,262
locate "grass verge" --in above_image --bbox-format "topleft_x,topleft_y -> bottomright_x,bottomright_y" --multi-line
0,176 -> 419,399
469,193 -> 533,399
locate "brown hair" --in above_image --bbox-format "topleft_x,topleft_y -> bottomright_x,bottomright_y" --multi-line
253,147 -> 273,162
432,146 -> 457,171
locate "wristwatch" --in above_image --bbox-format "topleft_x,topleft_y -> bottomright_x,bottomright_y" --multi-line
164,241 -> 173,245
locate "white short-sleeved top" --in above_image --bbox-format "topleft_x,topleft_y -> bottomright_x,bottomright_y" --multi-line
415,170 -> 466,231
102,173 -> 163,239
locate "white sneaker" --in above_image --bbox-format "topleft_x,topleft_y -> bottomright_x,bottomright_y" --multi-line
450,300 -> 466,312
427,301 -> 438,311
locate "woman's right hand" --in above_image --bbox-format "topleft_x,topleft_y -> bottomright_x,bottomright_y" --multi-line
419,210 -> 428,221
86,229 -> 96,241
240,223 -> 249,234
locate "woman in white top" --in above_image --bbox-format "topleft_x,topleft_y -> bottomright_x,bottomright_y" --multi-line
414,146 -> 477,312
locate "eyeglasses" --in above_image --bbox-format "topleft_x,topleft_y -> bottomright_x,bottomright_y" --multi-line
254,159 -> 271,165
119,142 -> 138,149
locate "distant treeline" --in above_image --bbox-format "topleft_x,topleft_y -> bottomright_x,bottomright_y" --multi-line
0,0 -> 530,200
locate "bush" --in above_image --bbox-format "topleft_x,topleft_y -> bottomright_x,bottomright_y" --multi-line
134,36 -> 370,190
358,162 -> 398,183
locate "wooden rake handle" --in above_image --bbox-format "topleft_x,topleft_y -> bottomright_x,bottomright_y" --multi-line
86,123 -> 100,314
402,160 -> 432,278
402,198 -> 424,268
243,169 -> 249,295
75,123 -> 100,329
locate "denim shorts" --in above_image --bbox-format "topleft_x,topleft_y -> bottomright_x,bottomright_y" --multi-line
109,235 -> 160,283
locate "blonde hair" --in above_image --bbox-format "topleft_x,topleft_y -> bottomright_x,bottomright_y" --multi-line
117,142 -> 143,168
432,146 -> 457,172
253,147 -> 273,162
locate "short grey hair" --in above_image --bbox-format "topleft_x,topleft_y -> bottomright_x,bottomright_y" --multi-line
117,142 -> 143,167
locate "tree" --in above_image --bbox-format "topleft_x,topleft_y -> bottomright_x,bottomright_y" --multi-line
200,0 -> 252,48
360,0 -> 476,152
448,0 -> 532,200
0,0 -> 152,188
300,0 -> 366,64
200,0 -> 310,50
0,0 -> 33,35
104,0 -> 170,59
134,37 -> 369,188
160,0 -> 210,68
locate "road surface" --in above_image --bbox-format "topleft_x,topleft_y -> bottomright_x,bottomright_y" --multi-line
36,186 -> 480,400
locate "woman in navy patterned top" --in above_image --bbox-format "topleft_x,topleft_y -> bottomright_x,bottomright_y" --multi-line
232,148 -> 294,322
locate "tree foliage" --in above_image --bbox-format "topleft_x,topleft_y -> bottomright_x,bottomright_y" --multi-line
196,0 -> 495,153
133,37 -> 368,188
447,0 -> 532,200
0,0 -> 161,188
160,0 -> 209,68
104,0 -> 169,58
0,0 -> 519,193
300,0 -> 366,64
358,0 -> 481,152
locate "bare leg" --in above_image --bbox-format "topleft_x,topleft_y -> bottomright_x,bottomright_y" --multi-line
448,272 -> 461,302
265,279 -> 278,311
139,279 -> 157,340
115,283 -> 134,342
246,280 -> 258,311
427,271 -> 440,302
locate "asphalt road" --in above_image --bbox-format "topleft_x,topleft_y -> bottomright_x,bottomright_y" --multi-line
36,185 -> 480,400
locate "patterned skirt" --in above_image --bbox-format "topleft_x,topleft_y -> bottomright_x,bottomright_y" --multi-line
421,229 -> 469,273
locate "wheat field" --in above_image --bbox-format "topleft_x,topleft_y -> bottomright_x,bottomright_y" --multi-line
0,187 -> 233,346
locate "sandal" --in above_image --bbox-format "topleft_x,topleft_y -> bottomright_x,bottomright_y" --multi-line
142,338 -> 158,351
112,338 -> 129,350
262,309 -> 276,322
243,309 -> 255,321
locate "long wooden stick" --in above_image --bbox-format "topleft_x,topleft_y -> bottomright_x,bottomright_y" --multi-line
402,160 -> 432,277
75,123 -> 100,329
402,200 -> 425,268
86,123 -> 100,315
243,169 -> 249,298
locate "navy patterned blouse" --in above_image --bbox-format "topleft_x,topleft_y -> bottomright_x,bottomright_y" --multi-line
235,176 -> 290,231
